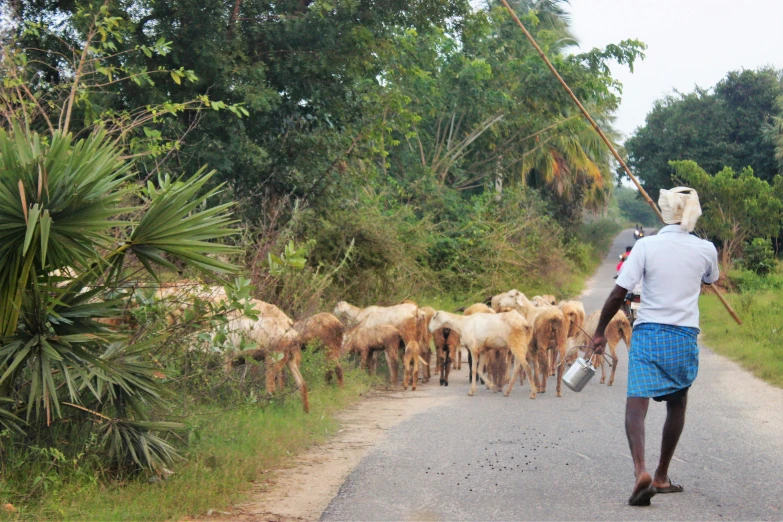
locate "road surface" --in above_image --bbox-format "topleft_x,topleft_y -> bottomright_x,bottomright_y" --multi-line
322,229 -> 783,521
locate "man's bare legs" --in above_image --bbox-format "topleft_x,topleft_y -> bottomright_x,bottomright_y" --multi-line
653,394 -> 688,488
626,397 -> 651,484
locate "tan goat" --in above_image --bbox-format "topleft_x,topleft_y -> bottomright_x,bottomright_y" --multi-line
433,303 -> 494,386
429,310 -> 536,398
569,310 -> 632,386
418,306 -> 436,383
343,324 -> 405,385
491,289 -> 536,318
495,293 -> 569,397
293,312 -> 345,387
333,301 -> 421,347
334,301 -> 424,382
226,300 -> 309,413
532,294 -> 557,306
556,300 -> 586,376
402,341 -> 421,391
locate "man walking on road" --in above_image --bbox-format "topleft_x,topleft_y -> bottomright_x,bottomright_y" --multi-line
592,187 -> 720,506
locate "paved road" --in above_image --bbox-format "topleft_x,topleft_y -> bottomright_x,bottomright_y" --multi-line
322,229 -> 783,521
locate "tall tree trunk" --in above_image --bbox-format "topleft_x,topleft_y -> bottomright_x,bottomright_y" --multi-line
494,155 -> 504,202
228,0 -> 243,39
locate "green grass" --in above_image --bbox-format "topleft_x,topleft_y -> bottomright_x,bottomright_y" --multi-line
700,292 -> 783,388
5,366 -> 375,521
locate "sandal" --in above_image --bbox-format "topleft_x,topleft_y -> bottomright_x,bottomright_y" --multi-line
655,477 -> 684,494
628,473 -> 657,506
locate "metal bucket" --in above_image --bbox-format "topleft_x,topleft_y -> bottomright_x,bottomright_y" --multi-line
563,356 -> 596,392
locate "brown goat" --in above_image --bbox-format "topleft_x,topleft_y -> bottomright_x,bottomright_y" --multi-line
402,341 -> 421,391
293,312 -> 345,387
569,310 -> 632,386
555,300 -> 586,376
526,306 -> 568,397
343,324 -> 405,385
433,326 -> 461,386
226,303 -> 309,413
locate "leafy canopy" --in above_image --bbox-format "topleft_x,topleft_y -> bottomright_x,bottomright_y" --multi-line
671,159 -> 783,266
626,68 -> 783,196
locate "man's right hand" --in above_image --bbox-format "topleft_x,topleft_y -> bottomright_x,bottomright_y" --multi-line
592,333 -> 607,355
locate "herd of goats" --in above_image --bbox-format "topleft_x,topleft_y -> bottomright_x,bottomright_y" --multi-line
155,284 -> 633,414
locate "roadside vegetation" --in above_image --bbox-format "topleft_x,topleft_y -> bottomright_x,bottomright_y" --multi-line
700,266 -> 783,389
10,356 -> 377,521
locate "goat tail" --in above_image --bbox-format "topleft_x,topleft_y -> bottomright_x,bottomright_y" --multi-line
620,326 -> 632,352
416,307 -> 425,344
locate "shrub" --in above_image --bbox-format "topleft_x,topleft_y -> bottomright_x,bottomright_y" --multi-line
740,237 -> 777,275
0,126 -> 239,480
727,268 -> 783,292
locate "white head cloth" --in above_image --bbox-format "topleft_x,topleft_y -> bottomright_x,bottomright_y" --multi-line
658,187 -> 702,232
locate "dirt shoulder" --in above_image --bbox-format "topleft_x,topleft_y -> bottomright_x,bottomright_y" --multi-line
223,385 -> 450,521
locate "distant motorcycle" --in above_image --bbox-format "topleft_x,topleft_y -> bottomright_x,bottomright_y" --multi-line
633,228 -> 645,240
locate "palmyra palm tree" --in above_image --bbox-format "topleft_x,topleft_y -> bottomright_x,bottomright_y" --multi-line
0,124 -> 238,470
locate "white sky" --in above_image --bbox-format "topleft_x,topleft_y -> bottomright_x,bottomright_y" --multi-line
567,0 -> 783,141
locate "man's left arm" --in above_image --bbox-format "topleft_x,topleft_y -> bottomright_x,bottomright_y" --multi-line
593,242 -> 645,353
592,286 -> 627,355
703,243 -> 720,284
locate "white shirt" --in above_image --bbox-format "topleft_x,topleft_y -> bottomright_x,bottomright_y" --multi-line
616,225 -> 719,329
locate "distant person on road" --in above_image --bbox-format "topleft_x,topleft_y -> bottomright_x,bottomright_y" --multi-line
633,224 -> 645,240
616,246 -> 633,274
592,187 -> 719,506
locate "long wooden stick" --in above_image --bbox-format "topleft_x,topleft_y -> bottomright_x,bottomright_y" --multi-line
499,0 -> 742,325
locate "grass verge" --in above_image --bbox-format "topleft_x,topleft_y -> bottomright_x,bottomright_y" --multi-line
699,292 -> 783,388
8,366 -> 374,521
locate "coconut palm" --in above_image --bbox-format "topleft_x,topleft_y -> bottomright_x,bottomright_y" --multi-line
0,124 -> 238,470
519,112 -> 614,207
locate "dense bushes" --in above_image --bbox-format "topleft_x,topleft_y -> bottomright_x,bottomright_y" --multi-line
738,238 -> 777,275
241,183 -> 619,318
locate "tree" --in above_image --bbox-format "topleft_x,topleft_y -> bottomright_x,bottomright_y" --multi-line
0,124 -> 239,470
671,160 -> 783,267
625,68 -> 783,196
614,186 -> 659,227
0,4 -> 245,471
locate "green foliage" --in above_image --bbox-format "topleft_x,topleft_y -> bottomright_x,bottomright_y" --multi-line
671,160 -> 783,265
1,363 -> 375,520
0,126 -> 239,475
267,241 -> 311,276
244,184 -> 619,314
6,0 -> 646,224
739,238 -> 777,275
613,186 -> 659,227
725,265 -> 783,293
625,67 -> 783,196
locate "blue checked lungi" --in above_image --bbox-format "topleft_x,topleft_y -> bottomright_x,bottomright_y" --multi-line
627,323 -> 699,398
